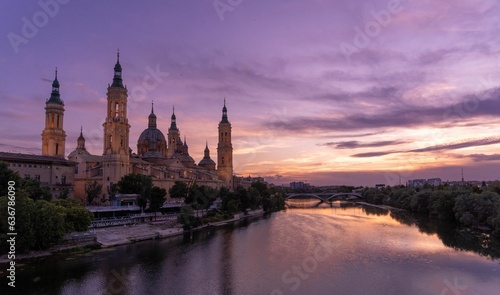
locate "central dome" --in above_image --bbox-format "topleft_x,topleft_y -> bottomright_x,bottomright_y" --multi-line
138,128 -> 166,142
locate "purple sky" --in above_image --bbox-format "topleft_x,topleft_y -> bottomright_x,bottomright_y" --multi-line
1,0 -> 500,186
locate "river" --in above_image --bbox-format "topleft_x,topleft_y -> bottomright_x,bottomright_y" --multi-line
2,205 -> 500,295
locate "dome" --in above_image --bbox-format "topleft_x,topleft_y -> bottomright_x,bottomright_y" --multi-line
68,148 -> 91,158
138,128 -> 166,142
199,158 -> 216,167
180,154 -> 195,164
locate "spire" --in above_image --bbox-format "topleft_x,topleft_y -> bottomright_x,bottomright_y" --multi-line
220,98 -> 229,123
204,141 -> 210,158
111,50 -> 124,88
169,106 -> 178,130
182,136 -> 189,154
148,101 -> 157,128
47,67 -> 63,104
77,126 -> 86,150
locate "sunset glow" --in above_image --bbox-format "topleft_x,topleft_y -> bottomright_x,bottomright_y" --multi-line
2,0 -> 500,185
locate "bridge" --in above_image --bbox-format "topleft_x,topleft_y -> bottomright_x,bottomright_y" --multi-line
285,192 -> 363,207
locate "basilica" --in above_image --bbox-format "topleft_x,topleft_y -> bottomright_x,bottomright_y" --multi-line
44,53 -> 234,201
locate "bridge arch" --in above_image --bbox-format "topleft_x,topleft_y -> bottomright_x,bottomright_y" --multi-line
285,192 -> 363,202
325,193 -> 363,201
285,193 -> 325,201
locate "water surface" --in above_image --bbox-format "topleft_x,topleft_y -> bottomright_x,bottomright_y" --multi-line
2,206 -> 499,295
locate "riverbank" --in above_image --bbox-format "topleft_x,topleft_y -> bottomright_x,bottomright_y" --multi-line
94,223 -> 184,248
0,209 -> 267,264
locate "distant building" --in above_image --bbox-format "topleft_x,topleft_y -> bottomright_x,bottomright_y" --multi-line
407,179 -> 426,187
290,181 -> 311,190
407,178 -> 442,187
375,184 -> 385,189
234,176 -> 265,189
427,178 -> 442,186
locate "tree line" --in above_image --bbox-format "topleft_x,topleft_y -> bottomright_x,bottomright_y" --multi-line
169,180 -> 286,229
362,183 -> 500,235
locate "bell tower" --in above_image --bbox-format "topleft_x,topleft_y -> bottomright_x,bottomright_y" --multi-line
102,51 -> 130,193
41,68 -> 66,158
167,107 -> 180,157
217,99 -> 233,189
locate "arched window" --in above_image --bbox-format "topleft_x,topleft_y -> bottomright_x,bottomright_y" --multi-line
51,114 -> 55,128
56,115 -> 60,128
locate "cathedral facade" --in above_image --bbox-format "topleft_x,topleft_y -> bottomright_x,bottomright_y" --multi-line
65,53 -> 234,202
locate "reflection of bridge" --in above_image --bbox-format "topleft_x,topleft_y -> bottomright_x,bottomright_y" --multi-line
285,192 -> 363,207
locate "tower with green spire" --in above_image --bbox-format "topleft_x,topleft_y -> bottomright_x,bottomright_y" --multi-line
102,51 -> 131,193
41,68 -> 67,158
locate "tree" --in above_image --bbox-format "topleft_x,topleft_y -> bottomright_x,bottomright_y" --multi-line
21,177 -> 52,201
59,187 -> 70,199
235,186 -> 250,212
178,204 -> 201,229
186,185 -> 216,212
0,162 -> 22,197
85,180 -> 102,205
169,181 -> 188,199
116,174 -> 153,211
149,186 -> 166,215
32,200 -> 67,250
0,191 -> 36,253
54,198 -> 93,232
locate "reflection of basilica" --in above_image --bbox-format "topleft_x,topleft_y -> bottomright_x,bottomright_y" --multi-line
61,53 -> 234,201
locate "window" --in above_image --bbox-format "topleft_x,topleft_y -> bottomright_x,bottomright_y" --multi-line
35,175 -> 40,181
61,176 -> 66,185
57,115 -> 60,128
24,174 -> 30,179
56,143 -> 59,155
51,114 -> 55,128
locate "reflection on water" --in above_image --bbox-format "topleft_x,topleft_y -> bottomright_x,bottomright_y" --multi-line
2,206 -> 499,295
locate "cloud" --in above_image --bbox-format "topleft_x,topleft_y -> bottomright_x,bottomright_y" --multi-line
467,154 -> 500,162
271,88 -> 500,132
350,137 -> 500,158
410,137 -> 500,153
351,151 -> 397,158
322,140 -> 408,149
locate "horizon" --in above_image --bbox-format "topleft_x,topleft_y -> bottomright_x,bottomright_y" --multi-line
1,0 -> 500,186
